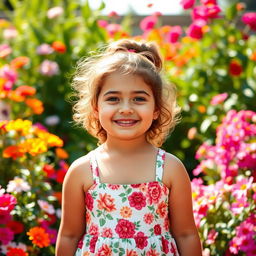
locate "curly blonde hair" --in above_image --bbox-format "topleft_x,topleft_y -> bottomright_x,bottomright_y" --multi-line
71,39 -> 181,147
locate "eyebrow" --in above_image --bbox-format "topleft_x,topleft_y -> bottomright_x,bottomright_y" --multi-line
103,90 -> 151,97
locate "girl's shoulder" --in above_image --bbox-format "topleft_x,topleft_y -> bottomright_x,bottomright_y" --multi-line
63,151 -> 94,191
163,151 -> 190,189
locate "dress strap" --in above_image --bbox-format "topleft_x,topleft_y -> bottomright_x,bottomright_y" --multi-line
89,150 -> 100,183
155,148 -> 165,182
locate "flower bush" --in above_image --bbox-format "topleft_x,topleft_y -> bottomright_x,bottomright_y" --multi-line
0,0 -> 256,255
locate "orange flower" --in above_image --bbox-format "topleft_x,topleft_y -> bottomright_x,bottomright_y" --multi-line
198,105 -> 206,113
97,193 -> 116,212
10,56 -> 30,69
27,227 -> 50,248
126,250 -> 139,256
156,201 -> 167,218
3,145 -> 25,159
55,147 -> 69,159
52,41 -> 66,53
37,130 -> 63,147
15,85 -> 36,97
5,119 -> 32,136
8,91 -> 25,102
7,248 -> 28,256
25,98 -> 44,114
19,138 -> 48,156
250,51 -> 256,61
120,206 -> 132,218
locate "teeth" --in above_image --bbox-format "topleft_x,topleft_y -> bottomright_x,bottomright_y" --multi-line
116,121 -> 136,124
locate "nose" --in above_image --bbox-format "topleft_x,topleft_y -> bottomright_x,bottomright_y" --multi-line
118,102 -> 134,114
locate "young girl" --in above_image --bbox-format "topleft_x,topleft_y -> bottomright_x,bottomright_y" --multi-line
56,39 -> 202,256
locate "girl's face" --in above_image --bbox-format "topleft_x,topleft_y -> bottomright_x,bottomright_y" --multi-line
95,72 -> 159,142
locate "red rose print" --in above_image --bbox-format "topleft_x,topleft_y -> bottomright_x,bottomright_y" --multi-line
89,223 -> 99,236
128,192 -> 146,210
95,244 -> 112,256
115,219 -> 136,238
147,182 -> 162,204
101,227 -> 113,238
131,184 -> 141,188
154,224 -> 161,235
161,237 -> 169,254
134,232 -> 148,249
85,192 -> 94,211
77,235 -> 85,249
170,241 -> 178,256
89,235 -> 98,253
97,193 -> 116,212
108,184 -> 120,190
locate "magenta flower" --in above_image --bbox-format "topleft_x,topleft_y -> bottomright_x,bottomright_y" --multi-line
0,227 -> 14,245
180,0 -> 196,10
36,44 -> 54,55
97,20 -> 108,28
140,15 -> 157,31
242,12 -> 256,31
192,4 -> 221,21
166,26 -> 182,43
0,194 -> 17,215
201,0 -> 217,5
210,93 -> 228,105
106,23 -> 121,37
187,19 -> 206,39
39,60 -> 59,76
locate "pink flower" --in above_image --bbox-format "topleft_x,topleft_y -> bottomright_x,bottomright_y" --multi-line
0,44 -> 12,58
97,20 -> 108,28
206,229 -> 218,245
147,182 -> 162,204
3,27 -> 18,39
38,200 -> 55,214
166,26 -> 182,43
140,15 -> 157,31
143,213 -> 154,224
0,227 -> 14,245
210,93 -> 228,105
242,12 -> 256,31
85,192 -> 94,211
0,194 -> 17,215
128,192 -> 146,210
36,44 -> 54,55
192,5 -> 221,21
88,223 -> 99,236
39,60 -> 59,76
134,232 -> 148,249
106,23 -> 122,37
101,228 -> 113,238
201,0 -> 217,5
108,11 -> 119,18
47,6 -> 63,19
0,65 -> 17,91
187,19 -> 206,39
180,0 -> 196,9
115,219 -> 135,238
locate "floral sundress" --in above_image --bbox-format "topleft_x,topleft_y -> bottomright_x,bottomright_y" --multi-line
75,148 -> 180,256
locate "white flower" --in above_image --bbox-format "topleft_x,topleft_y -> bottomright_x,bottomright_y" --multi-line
0,185 -> 5,196
38,200 -> 55,214
39,60 -> 59,76
47,6 -> 63,19
0,242 -> 27,254
7,177 -> 31,193
45,115 -> 60,126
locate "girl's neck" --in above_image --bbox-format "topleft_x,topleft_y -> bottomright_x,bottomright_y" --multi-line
101,137 -> 154,155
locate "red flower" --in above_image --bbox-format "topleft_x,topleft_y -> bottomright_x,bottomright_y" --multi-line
15,85 -> 36,97
7,248 -> 28,256
170,241 -> 178,256
85,193 -> 94,211
187,20 -> 206,39
128,192 -> 146,210
242,12 -> 256,31
7,220 -> 24,234
115,219 -> 135,238
89,236 -> 98,253
56,169 -> 67,183
167,26 -> 182,43
153,224 -> 162,235
134,232 -> 148,249
229,60 -> 243,76
180,0 -> 196,10
147,182 -> 162,204
161,237 -> 169,253
51,41 -> 66,53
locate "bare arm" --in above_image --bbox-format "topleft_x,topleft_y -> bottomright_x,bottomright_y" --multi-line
167,155 -> 202,256
55,158 -> 90,256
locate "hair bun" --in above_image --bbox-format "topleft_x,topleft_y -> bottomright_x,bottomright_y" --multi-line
106,39 -> 163,71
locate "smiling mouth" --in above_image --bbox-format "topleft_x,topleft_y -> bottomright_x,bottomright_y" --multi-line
113,120 -> 139,127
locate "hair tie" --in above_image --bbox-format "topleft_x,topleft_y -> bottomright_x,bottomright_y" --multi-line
128,49 -> 136,53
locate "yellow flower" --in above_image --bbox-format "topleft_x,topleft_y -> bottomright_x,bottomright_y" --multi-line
6,119 -> 32,136
19,138 -> 48,156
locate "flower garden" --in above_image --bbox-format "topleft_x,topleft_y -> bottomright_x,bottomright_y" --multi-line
0,0 -> 255,255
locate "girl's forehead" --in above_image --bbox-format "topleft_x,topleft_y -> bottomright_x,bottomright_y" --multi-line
100,73 -> 153,93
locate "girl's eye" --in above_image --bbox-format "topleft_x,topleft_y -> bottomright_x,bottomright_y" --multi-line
134,97 -> 146,102
106,97 -> 119,102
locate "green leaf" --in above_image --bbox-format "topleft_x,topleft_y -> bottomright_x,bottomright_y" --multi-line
99,218 -> 106,226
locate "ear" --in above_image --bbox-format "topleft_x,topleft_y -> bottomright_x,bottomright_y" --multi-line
92,106 -> 99,119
